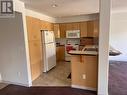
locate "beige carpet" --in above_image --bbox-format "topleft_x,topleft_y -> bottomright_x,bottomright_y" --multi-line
0,83 -> 8,90
33,61 -> 71,86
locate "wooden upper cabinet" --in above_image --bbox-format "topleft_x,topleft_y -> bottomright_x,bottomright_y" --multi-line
41,20 -> 54,31
80,22 -> 87,37
72,22 -> 80,30
66,22 -> 80,30
87,20 -> 99,37
59,23 -> 66,38
93,20 -> 99,37
52,20 -> 99,38
26,16 -> 41,41
54,24 -> 60,38
87,21 -> 94,37
66,23 -> 72,30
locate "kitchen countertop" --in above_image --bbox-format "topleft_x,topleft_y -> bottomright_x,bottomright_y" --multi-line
68,45 -> 98,56
68,50 -> 98,56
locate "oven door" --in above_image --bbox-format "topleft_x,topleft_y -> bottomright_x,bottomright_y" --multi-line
65,45 -> 79,61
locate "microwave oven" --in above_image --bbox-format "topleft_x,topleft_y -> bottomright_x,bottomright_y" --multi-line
66,30 -> 80,38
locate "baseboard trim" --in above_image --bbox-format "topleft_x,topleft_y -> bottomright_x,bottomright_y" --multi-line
71,85 -> 97,91
0,80 -> 2,83
2,80 -> 32,87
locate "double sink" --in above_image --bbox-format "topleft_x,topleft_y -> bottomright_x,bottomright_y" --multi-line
82,45 -> 98,52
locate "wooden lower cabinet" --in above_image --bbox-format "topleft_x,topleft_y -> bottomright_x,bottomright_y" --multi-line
29,41 -> 42,81
56,46 -> 65,62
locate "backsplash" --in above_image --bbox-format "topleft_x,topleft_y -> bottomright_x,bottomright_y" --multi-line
55,38 -> 80,45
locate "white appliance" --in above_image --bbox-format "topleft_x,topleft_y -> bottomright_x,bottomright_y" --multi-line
66,30 -> 80,38
65,44 -> 79,61
41,30 -> 56,72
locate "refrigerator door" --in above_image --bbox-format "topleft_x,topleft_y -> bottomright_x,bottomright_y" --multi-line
43,31 -> 55,44
44,42 -> 56,72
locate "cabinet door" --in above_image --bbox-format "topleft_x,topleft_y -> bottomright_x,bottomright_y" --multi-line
80,22 -> 87,37
93,20 -> 99,37
59,24 -> 66,38
59,46 -> 65,61
87,21 -> 94,37
41,21 -> 54,31
29,41 -> 42,81
26,16 -> 41,41
66,23 -> 80,30
56,46 -> 65,62
54,24 -> 60,38
66,23 -> 73,30
56,47 -> 60,62
72,22 -> 80,30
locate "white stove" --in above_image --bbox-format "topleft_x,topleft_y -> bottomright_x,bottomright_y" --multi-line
65,39 -> 80,61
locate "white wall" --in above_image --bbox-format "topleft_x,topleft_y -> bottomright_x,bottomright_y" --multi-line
110,12 -> 127,54
0,12 -> 29,86
0,73 -> 2,82
25,9 -> 56,23
98,0 -> 111,95
0,0 -> 32,86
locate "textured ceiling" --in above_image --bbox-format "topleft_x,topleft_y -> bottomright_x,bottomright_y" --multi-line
20,0 -> 127,17
20,0 -> 99,17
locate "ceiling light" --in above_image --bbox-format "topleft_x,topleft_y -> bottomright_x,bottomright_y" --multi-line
52,4 -> 58,8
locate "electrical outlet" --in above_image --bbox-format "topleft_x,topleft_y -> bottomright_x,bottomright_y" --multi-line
82,74 -> 86,79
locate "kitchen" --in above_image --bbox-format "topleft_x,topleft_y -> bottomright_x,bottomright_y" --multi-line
26,13 -> 99,90
0,0 -> 99,93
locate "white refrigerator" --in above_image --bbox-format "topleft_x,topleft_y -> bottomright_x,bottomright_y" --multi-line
41,30 -> 56,72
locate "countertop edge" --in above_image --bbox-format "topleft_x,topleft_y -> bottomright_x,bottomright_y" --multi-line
68,53 -> 98,56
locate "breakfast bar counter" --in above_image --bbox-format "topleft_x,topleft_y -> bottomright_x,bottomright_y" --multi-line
69,45 -> 98,91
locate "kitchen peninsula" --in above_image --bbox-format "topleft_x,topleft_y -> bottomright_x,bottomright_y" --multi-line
69,45 -> 98,91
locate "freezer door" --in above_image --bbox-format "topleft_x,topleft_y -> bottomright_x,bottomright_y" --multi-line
43,31 -> 55,44
44,43 -> 56,72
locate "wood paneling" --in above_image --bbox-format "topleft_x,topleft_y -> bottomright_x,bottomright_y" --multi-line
26,16 -> 54,81
26,16 -> 47,81
28,41 -> 42,65
26,16 -> 41,41
29,41 -> 43,81
71,55 -> 98,89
